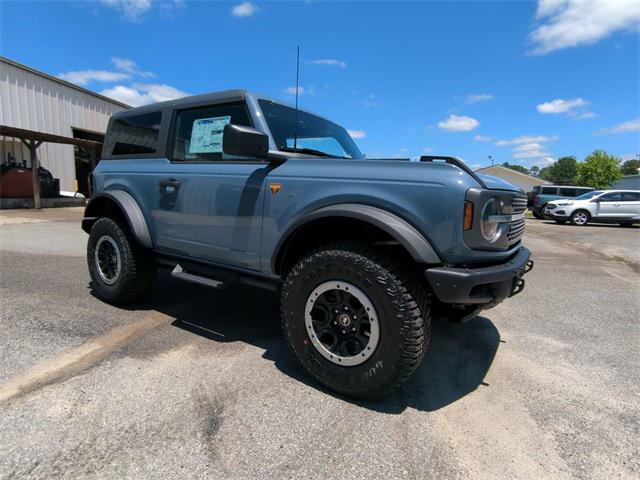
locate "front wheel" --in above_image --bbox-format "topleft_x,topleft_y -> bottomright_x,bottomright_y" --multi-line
570,210 -> 590,226
281,242 -> 431,399
87,217 -> 156,304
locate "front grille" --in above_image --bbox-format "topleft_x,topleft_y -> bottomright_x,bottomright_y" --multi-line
508,193 -> 527,245
511,193 -> 527,214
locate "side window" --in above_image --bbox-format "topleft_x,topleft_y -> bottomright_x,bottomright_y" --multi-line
171,103 -> 253,162
541,187 -> 557,194
106,112 -> 162,156
532,186 -> 541,193
599,192 -> 621,202
621,192 -> 640,201
560,188 -> 577,196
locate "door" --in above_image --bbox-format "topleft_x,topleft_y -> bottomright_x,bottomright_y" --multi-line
595,192 -> 622,218
154,102 -> 268,271
619,191 -> 640,220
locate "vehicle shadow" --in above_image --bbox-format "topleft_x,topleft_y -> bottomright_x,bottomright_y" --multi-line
128,272 -> 500,413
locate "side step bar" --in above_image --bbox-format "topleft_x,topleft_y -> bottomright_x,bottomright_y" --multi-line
171,264 -> 228,289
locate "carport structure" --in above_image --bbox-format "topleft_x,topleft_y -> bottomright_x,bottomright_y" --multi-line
0,125 -> 102,209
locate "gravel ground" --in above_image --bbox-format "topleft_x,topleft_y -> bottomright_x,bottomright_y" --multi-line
0,208 -> 638,479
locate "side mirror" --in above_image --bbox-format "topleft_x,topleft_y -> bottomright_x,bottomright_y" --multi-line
223,124 -> 269,159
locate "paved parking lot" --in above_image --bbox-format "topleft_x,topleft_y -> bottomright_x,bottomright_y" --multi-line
0,208 -> 638,479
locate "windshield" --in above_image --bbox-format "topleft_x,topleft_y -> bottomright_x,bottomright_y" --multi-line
258,99 -> 363,159
574,191 -> 602,200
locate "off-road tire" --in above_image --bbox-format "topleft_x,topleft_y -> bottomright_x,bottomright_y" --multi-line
281,242 -> 431,399
570,209 -> 590,226
87,217 -> 156,304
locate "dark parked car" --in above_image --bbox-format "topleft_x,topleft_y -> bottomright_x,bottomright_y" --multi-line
527,185 -> 594,218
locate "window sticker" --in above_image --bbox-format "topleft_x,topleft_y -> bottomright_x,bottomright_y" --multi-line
188,116 -> 231,153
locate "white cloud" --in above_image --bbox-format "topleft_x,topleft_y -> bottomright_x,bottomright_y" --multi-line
514,142 -> 546,152
111,57 -> 154,78
537,97 -> 588,114
529,0 -> 640,55
59,57 -> 156,86
100,0 -> 152,21
348,130 -> 366,139
100,83 -> 188,107
513,149 -> 552,159
58,70 -> 130,86
364,93 -> 382,108
536,156 -> 557,167
473,135 -> 492,142
574,111 -> 598,120
596,118 -> 640,134
283,86 -> 304,95
465,93 -> 494,104
438,114 -> 480,132
495,134 -> 559,146
231,2 -> 257,17
307,59 -> 347,68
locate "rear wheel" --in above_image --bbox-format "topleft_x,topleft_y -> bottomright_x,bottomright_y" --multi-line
87,217 -> 156,304
281,242 -> 430,399
570,210 -> 590,226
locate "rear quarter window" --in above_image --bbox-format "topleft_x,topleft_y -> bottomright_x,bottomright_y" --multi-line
104,112 -> 163,157
621,192 -> 640,201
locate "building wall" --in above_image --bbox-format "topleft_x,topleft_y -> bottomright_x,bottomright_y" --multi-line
0,59 -> 127,191
476,166 -> 549,193
612,175 -> 640,190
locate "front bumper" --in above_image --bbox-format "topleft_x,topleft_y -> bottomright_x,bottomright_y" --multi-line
425,247 -> 533,308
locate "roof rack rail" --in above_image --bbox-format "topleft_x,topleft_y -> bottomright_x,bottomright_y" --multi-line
420,155 -> 487,188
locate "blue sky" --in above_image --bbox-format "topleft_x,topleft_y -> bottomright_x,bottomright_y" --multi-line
1,0 -> 639,169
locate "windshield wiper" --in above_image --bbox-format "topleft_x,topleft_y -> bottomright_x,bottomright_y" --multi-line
279,147 -> 348,159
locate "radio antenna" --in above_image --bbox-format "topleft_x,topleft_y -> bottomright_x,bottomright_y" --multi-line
293,45 -> 300,150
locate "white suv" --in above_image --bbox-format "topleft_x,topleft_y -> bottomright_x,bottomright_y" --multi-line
545,190 -> 640,226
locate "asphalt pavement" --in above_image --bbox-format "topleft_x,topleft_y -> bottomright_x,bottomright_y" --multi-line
0,209 -> 638,479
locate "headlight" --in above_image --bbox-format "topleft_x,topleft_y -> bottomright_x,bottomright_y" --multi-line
480,198 -> 501,242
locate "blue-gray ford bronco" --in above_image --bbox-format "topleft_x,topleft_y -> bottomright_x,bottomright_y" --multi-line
82,90 -> 533,398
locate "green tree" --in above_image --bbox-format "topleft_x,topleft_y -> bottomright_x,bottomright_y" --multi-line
621,159 -> 640,175
576,150 -> 622,189
538,166 -> 552,181
548,156 -> 579,185
530,165 -> 540,176
501,162 -> 529,174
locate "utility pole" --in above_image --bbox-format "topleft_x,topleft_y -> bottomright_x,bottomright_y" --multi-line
488,155 -> 494,166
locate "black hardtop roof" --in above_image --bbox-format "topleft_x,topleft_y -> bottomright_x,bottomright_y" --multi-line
111,89 -> 250,118
110,88 -> 340,127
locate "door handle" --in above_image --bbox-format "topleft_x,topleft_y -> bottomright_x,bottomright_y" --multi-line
614,203 -> 620,207
159,178 -> 180,193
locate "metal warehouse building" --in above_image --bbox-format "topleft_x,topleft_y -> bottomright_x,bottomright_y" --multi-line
0,57 -> 129,198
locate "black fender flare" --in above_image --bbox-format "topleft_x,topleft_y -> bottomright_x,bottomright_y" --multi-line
273,203 -> 441,272
82,190 -> 153,248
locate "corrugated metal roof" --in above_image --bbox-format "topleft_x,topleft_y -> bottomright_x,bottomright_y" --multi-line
0,56 -> 131,109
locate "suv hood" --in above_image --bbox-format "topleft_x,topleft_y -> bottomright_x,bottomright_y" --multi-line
476,173 -> 522,192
